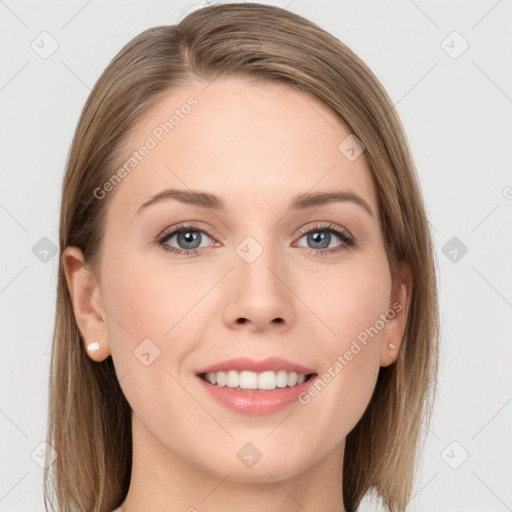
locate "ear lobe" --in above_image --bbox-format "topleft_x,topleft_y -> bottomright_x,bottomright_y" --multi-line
62,246 -> 109,361
379,261 -> 412,367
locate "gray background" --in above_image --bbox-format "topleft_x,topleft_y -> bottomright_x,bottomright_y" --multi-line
1,0 -> 511,511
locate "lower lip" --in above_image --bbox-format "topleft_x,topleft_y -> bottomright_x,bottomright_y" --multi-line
195,374 -> 318,415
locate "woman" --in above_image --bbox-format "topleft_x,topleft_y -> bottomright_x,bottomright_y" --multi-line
44,3 -> 439,511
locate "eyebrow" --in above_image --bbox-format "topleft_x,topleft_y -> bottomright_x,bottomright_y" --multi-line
135,188 -> 374,217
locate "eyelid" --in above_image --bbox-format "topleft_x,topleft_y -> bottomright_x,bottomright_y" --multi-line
157,221 -> 353,239
296,221 -> 354,241
156,220 -> 356,256
158,221 -> 215,239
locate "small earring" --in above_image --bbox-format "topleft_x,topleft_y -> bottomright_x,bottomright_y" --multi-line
388,343 -> 396,350
86,341 -> 100,352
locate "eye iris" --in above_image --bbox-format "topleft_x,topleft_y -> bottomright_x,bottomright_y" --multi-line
308,231 -> 330,249
178,230 -> 200,249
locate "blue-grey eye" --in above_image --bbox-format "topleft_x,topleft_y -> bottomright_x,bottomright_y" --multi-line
297,228 -> 352,250
160,228 -> 213,251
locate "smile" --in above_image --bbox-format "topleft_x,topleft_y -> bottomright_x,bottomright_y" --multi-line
199,369 -> 316,391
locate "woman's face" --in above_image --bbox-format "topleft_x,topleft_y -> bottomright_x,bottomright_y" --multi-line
67,76 -> 408,483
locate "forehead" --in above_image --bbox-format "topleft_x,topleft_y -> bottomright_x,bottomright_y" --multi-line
106,76 -> 378,222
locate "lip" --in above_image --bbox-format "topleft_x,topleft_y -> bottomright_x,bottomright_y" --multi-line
195,373 -> 318,415
195,356 -> 316,375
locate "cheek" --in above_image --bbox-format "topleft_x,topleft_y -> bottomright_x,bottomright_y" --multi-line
298,264 -> 389,447
102,254 -> 202,410
101,251 -> 202,357
313,259 -> 391,352
299,254 -> 391,428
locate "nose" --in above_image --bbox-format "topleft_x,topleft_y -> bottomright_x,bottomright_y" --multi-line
222,247 -> 295,333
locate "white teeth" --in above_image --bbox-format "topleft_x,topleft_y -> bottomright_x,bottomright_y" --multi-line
287,372 -> 299,386
202,370 -> 313,390
239,370 -> 258,389
226,370 -> 240,388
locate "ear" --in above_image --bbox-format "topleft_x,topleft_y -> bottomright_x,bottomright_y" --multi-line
62,246 -> 110,362
379,261 -> 412,367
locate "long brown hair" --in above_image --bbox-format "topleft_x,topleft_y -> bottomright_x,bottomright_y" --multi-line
44,3 -> 440,511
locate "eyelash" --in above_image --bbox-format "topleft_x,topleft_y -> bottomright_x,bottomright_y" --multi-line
156,222 -> 356,258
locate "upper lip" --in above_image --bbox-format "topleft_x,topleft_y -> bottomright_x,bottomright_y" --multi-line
196,357 -> 317,375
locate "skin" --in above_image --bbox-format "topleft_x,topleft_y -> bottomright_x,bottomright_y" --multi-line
63,76 -> 411,512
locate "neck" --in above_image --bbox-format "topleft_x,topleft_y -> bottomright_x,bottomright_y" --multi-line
119,414 -> 347,512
